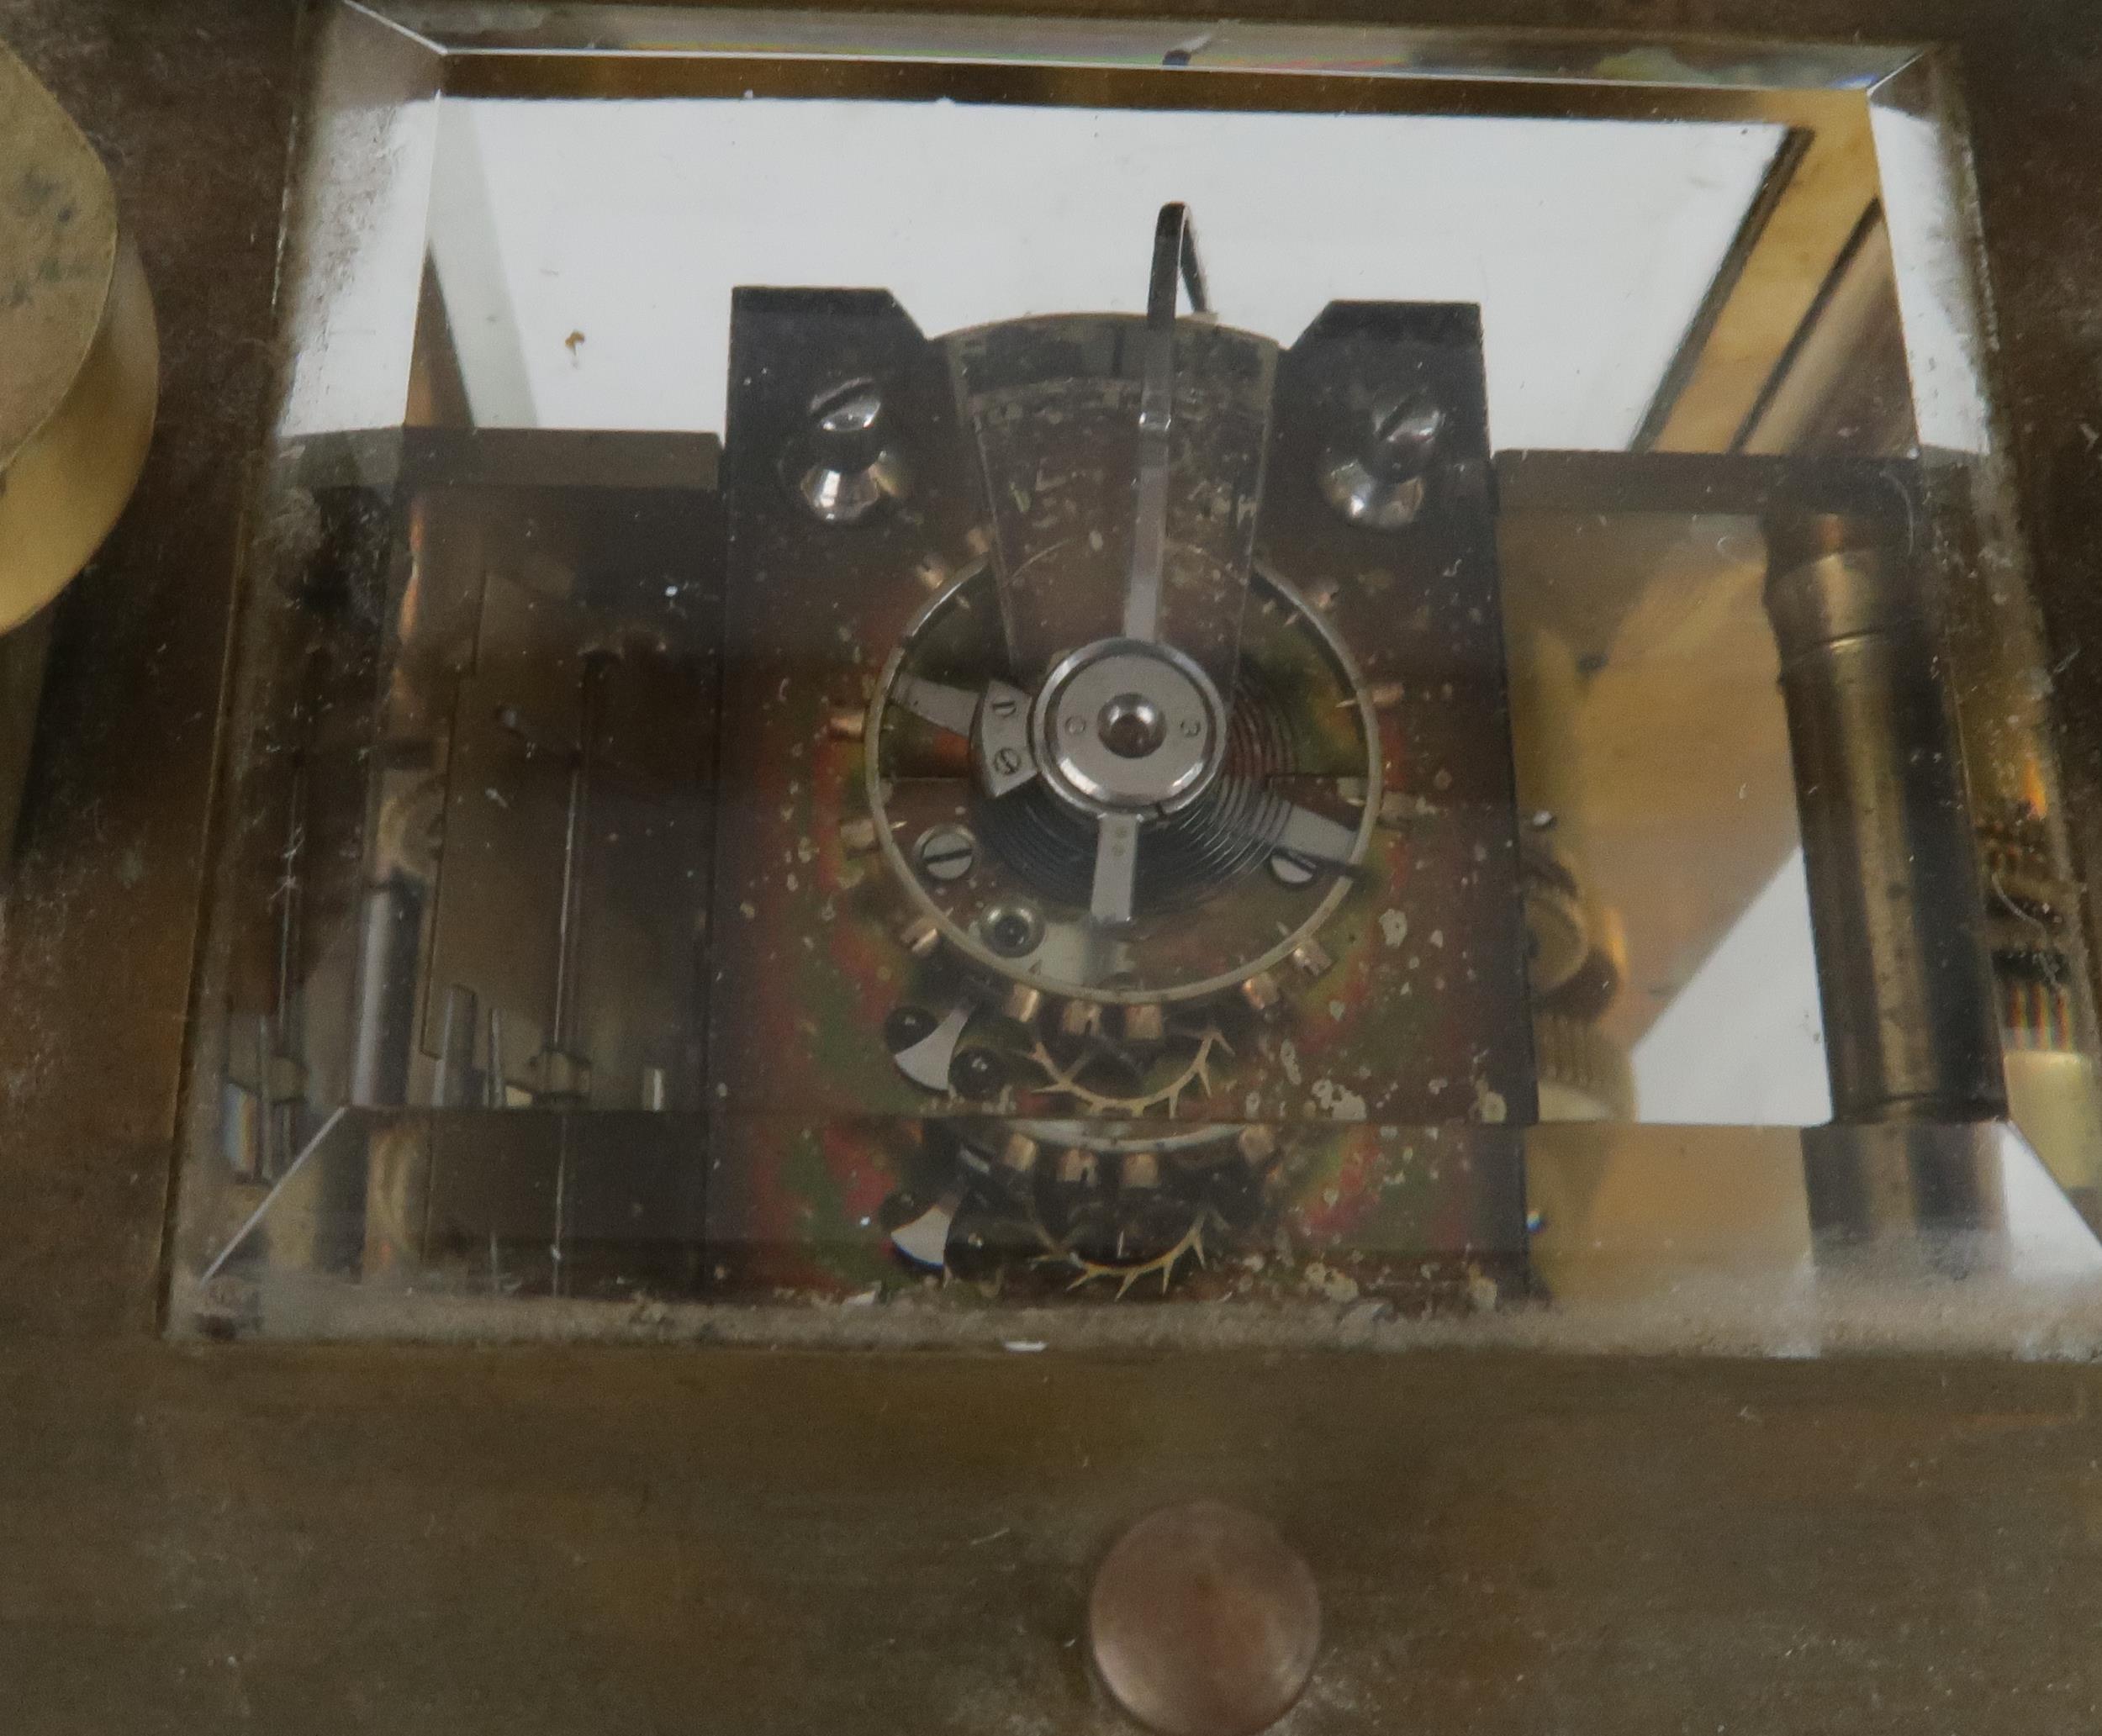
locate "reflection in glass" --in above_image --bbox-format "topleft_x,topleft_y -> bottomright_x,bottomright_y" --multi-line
170,3 -> 2102,1349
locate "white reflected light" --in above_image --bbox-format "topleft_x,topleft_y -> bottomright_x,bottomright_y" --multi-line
415,98 -> 1782,448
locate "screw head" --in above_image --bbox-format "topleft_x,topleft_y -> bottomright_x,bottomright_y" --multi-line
914,824 -> 977,883
982,903 -> 1044,958
1097,692 -> 1167,759
949,1047 -> 1006,1100
1317,387 -> 1443,530
1268,851 -> 1318,889
794,377 -> 908,525
811,377 -> 885,445
883,1005 -> 937,1053
1367,391 -> 1443,479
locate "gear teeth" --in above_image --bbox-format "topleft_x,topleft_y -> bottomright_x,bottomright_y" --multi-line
1533,1011 -> 1635,1121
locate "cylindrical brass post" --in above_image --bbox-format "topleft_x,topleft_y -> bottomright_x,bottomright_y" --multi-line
1768,513 -> 2007,1267
1765,513 -> 2006,1124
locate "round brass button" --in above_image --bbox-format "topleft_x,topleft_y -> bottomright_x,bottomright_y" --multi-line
1088,1501 -> 1320,1736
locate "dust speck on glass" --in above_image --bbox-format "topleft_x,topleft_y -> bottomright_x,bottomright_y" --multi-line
167,2 -> 2102,1354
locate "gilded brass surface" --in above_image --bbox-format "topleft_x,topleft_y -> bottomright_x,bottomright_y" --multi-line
0,40 -> 157,632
